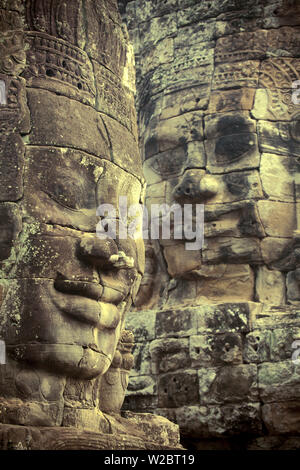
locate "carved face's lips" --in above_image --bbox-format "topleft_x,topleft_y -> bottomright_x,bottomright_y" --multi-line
169,199 -> 264,240
4,279 -> 123,378
54,278 -> 128,304
52,283 -> 122,330
54,279 -> 103,300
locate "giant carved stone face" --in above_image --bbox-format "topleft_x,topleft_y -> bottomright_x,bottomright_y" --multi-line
0,0 -> 144,427
3,145 -> 143,379
133,1 -> 300,307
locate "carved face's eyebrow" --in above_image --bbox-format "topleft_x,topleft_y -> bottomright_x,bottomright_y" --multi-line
146,147 -> 187,179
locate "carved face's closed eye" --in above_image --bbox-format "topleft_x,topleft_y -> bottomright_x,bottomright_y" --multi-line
215,134 -> 255,164
213,115 -> 255,165
148,149 -> 186,179
44,177 -> 86,211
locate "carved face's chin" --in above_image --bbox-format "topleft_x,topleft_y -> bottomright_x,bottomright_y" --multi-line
9,342 -> 115,380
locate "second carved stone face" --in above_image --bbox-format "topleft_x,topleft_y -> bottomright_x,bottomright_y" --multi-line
138,81 -> 299,305
142,104 -> 266,295
128,0 -> 300,307
1,120 -> 144,381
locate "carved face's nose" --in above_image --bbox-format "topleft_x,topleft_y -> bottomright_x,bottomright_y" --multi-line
173,170 -> 218,202
199,175 -> 219,198
77,235 -> 119,269
77,235 -> 135,271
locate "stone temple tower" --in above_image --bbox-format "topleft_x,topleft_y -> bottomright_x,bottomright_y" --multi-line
121,0 -> 300,450
0,0 -> 181,450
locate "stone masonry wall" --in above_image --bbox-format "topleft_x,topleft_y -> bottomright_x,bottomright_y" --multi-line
125,303 -> 300,450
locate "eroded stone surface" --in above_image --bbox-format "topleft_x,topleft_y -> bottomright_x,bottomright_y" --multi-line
122,0 -> 300,450
123,0 -> 300,311
2,0 -> 300,452
0,0 -> 181,450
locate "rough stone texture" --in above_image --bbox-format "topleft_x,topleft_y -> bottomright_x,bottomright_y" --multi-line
121,0 -> 300,450
262,402 -> 300,435
189,332 -> 243,367
0,412 -> 181,450
256,266 -> 286,305
174,403 -> 262,439
258,361 -> 300,403
122,0 -> 300,309
0,0 -> 181,450
1,0 -> 300,452
125,303 -> 300,448
198,364 -> 258,405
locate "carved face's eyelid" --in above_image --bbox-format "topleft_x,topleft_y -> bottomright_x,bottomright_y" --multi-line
41,173 -> 90,206
150,158 -> 184,176
42,189 -> 82,212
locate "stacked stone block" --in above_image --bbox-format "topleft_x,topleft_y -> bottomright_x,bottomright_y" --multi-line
124,303 -> 300,449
